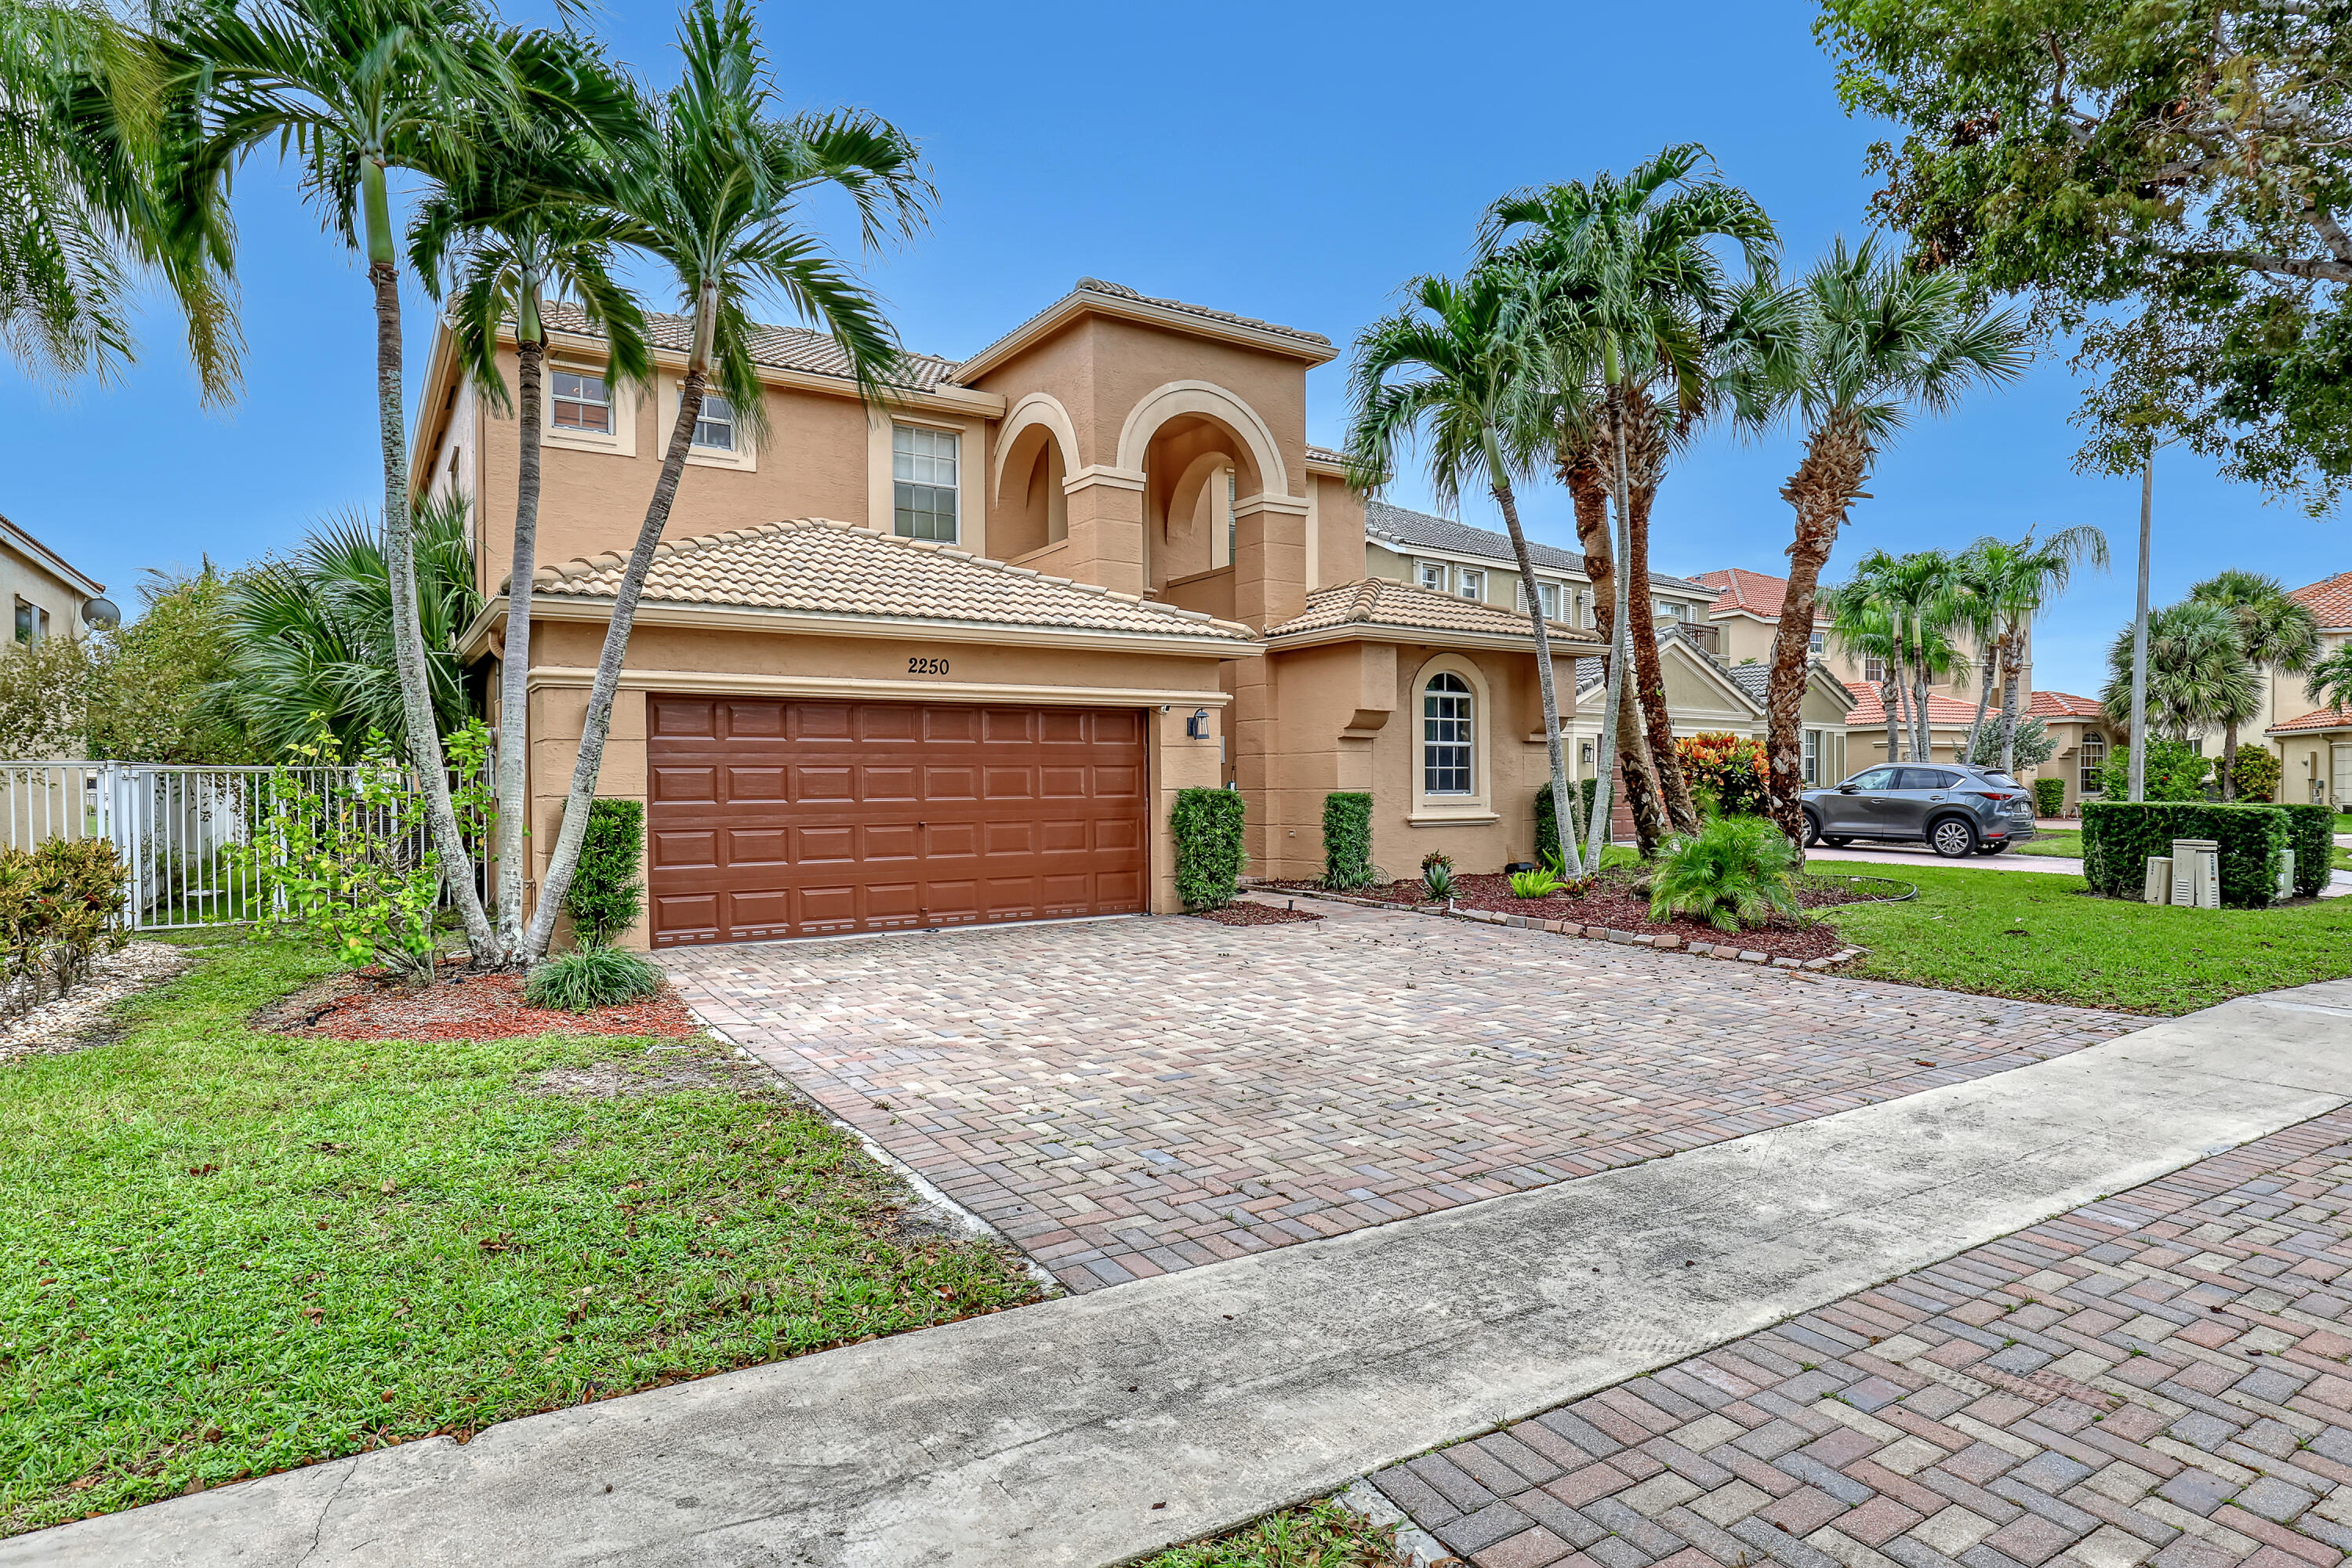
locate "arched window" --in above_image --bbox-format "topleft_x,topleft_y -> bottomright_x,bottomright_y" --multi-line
2079,732 -> 2107,797
1423,673 -> 1474,796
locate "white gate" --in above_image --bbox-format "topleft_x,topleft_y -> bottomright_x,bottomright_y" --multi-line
0,762 -> 490,931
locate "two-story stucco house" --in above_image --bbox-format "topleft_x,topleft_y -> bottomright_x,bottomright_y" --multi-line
0,513 -> 108,648
415,278 -> 1634,949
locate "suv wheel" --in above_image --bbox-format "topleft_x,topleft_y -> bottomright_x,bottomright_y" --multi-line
1801,811 -> 1821,848
1929,817 -> 1978,858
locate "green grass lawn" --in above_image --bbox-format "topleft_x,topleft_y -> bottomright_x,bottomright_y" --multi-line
2015,829 -> 2083,858
0,940 -> 1040,1537
1816,858 -> 2352,1014
1138,1501 -> 1407,1567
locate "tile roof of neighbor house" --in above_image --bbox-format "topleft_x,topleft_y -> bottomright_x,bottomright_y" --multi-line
1363,500 -> 1711,593
528,518 -> 1257,642
539,302 -> 967,392
1265,578 -> 1604,645
1722,659 -> 1770,706
2030,690 -> 2107,719
1694,566 -> 1830,625
1842,682 -> 1988,729
2270,706 -> 2352,735
2290,569 -> 2352,626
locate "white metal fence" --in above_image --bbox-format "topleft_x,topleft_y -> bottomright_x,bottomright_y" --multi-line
0,762 -> 490,931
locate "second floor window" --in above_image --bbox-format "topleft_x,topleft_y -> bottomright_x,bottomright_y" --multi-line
693,393 -> 735,452
1656,600 -> 1687,622
1417,561 -> 1448,593
1864,655 -> 1886,684
893,424 -> 958,541
2080,734 -> 2106,796
1808,630 -> 1825,656
1519,580 -> 1562,619
1457,568 -> 1485,601
13,600 -> 45,645
550,369 -> 610,432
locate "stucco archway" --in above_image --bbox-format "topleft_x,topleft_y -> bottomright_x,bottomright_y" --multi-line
1114,380 -> 1289,501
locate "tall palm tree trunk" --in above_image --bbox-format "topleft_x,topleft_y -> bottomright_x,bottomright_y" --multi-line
494,319 -> 545,962
363,162 -> 495,963
1880,670 -> 1902,774
1564,419 -> 1663,855
2220,720 -> 2240,800
1910,635 -> 1933,761
1766,413 -> 1871,840
1625,481 -> 1696,838
1964,632 -> 2000,764
1486,445 -> 1583,878
1998,619 -> 2025,775
1585,383 -> 1638,866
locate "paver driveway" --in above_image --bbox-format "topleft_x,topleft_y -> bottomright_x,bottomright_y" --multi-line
1366,1107 -> 2352,1568
661,903 -> 2131,1292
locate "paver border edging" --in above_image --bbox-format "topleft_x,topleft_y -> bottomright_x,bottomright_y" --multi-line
1248,884 -> 1868,973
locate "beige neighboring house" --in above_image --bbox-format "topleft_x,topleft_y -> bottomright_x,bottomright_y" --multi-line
0,512 -> 108,648
414,277 -> 1635,949
1841,683 -> 2107,811
2262,572 -> 2352,807
2030,691 -> 2111,814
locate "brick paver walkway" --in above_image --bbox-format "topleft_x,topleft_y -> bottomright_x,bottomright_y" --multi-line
1366,1109 -> 2352,1568
661,906 -> 2130,1292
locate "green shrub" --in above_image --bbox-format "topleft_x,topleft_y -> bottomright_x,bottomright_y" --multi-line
1321,792 -> 1374,889
0,837 -> 130,1008
2081,800 -> 2288,907
1677,732 -> 1769,816
1534,778 -> 1601,867
1647,816 -> 1803,933
2096,737 -> 2212,802
523,944 -> 666,1011
566,798 -> 646,947
1508,866 -> 1565,898
1421,860 -> 1456,901
2232,746 -> 2283,802
2282,801 -> 2333,898
1171,787 -> 1245,909
2032,777 -> 2067,818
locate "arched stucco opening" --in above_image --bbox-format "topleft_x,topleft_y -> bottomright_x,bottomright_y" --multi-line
993,419 -> 1068,561
1116,380 -> 1286,594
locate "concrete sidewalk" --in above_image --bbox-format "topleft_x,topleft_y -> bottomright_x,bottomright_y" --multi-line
16,985 -> 2352,1567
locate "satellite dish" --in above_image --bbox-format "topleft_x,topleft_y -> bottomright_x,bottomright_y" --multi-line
82,597 -> 120,630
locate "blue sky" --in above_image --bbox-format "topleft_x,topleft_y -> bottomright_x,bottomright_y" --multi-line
2,0 -> 2332,698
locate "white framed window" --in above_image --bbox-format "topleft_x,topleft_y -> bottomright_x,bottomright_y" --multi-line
892,424 -> 959,542
1457,568 -> 1486,602
550,369 -> 611,432
1808,630 -> 1825,656
1657,599 -> 1687,622
12,600 -> 45,645
1802,728 -> 1821,786
1422,673 -> 1474,795
2080,733 -> 2106,797
1417,560 -> 1448,593
1864,655 -> 1886,684
692,393 -> 735,452
1518,579 -> 1563,619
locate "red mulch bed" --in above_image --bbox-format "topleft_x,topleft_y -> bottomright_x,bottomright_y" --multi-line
265,969 -> 701,1042
1186,901 -> 1326,927
1274,870 -> 1871,962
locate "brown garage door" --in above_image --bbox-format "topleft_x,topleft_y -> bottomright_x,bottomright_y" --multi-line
645,695 -> 1149,947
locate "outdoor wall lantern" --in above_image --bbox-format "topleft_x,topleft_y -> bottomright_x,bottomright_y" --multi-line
1185,708 -> 1211,739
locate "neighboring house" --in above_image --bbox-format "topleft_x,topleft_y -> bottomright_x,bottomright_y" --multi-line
1696,564 -> 2027,708
1362,500 -> 1719,648
414,277 -> 1623,947
2259,572 -> 2352,804
0,513 -> 107,647
1843,683 -> 2108,811
2030,691 -> 2110,814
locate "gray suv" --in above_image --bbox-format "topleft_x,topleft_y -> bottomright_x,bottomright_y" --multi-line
1800,764 -> 2038,858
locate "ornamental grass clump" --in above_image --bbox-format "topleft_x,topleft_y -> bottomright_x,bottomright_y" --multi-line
1647,816 -> 1804,934
523,944 -> 666,1012
1508,866 -> 1565,899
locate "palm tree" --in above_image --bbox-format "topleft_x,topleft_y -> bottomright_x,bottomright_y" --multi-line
1880,550 -> 1972,764
165,0 -> 626,963
2187,570 -> 2320,797
2099,601 -> 2259,752
2311,641 -> 2352,716
0,0 -> 236,394
1953,528 -> 2110,774
1483,144 -> 1777,852
1823,583 -> 1903,775
1345,262 -> 1588,877
219,495 -> 482,759
521,0 -> 930,960
409,122 -> 649,959
1733,238 -> 2029,839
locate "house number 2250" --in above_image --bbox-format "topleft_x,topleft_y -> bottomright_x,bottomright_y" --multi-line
908,656 -> 949,675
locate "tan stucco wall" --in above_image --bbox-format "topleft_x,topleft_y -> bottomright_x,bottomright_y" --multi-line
508,614 -> 1234,948
0,540 -> 95,648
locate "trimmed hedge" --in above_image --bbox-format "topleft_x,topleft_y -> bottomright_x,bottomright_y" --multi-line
565,798 -> 646,946
2032,777 -> 2066,818
2081,800 -> 2287,908
1172,787 -> 1245,909
1322,792 -> 1374,888
1534,778 -> 1601,868
2283,801 -> 2333,898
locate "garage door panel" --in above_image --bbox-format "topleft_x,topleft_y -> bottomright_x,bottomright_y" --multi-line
648,695 -> 1149,946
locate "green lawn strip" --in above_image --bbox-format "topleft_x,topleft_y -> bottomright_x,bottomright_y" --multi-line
0,939 -> 1039,1536
1813,858 -> 2352,1014
1138,1500 -> 1408,1567
2014,830 -> 2083,858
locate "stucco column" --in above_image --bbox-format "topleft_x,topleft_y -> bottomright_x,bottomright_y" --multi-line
1232,492 -> 1310,629
1152,701 -> 1224,912
1059,468 -> 1146,596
